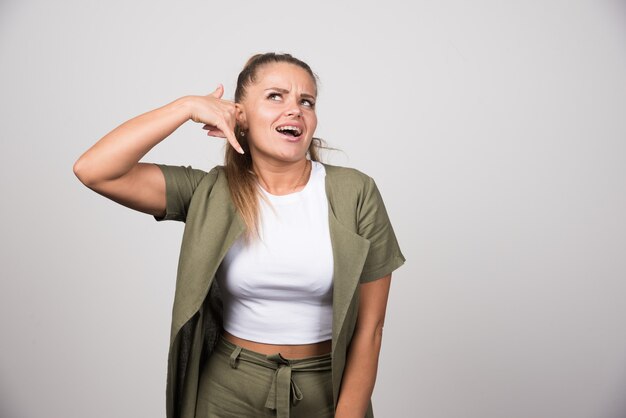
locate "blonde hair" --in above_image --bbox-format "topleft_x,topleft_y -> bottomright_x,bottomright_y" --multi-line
225,53 -> 331,240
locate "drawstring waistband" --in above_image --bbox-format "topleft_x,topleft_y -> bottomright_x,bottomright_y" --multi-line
218,336 -> 332,418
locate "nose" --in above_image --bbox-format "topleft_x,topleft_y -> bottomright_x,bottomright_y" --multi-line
285,100 -> 302,117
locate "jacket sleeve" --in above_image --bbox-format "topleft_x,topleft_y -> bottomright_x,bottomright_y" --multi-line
357,176 -> 406,283
152,163 -> 212,222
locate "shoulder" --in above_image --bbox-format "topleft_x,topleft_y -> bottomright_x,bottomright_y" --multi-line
320,162 -> 385,220
197,165 -> 223,186
320,162 -> 374,192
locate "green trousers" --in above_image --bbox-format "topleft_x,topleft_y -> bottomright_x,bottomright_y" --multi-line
196,334 -> 334,418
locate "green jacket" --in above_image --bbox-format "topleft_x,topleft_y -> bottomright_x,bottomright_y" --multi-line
153,162 -> 406,418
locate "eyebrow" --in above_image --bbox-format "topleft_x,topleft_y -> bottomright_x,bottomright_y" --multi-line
264,87 -> 316,101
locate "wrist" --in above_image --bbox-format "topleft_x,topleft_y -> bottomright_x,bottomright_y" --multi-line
173,95 -> 195,121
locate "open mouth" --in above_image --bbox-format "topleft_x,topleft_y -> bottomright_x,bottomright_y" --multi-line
276,125 -> 303,138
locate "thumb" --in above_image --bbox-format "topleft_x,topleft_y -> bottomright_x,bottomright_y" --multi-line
209,84 -> 224,99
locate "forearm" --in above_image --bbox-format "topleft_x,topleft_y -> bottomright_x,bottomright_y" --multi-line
73,96 -> 192,185
335,327 -> 383,418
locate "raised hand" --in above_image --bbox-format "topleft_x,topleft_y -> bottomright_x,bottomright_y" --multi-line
189,84 -> 244,154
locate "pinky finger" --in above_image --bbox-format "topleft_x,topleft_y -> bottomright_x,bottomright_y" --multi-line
208,130 -> 227,138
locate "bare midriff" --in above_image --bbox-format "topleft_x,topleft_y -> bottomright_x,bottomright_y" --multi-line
222,330 -> 332,360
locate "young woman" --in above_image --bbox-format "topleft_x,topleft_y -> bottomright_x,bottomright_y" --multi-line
73,53 -> 405,418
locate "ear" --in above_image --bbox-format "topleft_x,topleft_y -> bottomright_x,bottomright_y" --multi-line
235,104 -> 247,129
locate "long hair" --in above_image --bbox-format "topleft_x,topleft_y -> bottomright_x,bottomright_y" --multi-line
225,53 -> 332,240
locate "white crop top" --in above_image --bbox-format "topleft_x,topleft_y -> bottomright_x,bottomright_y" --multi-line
215,161 -> 334,344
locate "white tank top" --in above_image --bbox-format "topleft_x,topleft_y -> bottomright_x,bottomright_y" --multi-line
215,161 -> 334,344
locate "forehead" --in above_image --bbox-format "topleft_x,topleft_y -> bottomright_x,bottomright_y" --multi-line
252,62 -> 317,94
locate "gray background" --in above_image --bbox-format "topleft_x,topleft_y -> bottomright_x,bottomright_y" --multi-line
1,0 -> 626,417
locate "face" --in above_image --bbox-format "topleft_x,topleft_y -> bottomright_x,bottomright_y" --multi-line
236,62 -> 318,165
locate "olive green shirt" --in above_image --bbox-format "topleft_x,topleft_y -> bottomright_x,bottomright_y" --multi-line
154,162 -> 406,418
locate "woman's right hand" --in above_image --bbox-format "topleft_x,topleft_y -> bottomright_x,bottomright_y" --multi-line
188,84 -> 245,154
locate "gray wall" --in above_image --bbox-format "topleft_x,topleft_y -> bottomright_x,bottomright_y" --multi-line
2,0 -> 626,417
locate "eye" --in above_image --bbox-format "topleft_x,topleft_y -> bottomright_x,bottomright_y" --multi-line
267,93 -> 282,101
301,98 -> 315,108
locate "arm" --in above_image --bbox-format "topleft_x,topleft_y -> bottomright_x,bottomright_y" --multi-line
72,96 -> 193,217
72,85 -> 240,218
335,273 -> 392,418
73,96 -> 192,186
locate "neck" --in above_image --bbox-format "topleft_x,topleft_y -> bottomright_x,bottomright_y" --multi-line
251,156 -> 311,196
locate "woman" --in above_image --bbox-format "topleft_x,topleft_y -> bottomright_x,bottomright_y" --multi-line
73,53 -> 405,418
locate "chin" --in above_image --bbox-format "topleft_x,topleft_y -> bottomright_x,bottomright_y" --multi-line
252,137 -> 311,163
278,152 -> 308,163
274,144 -> 311,160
